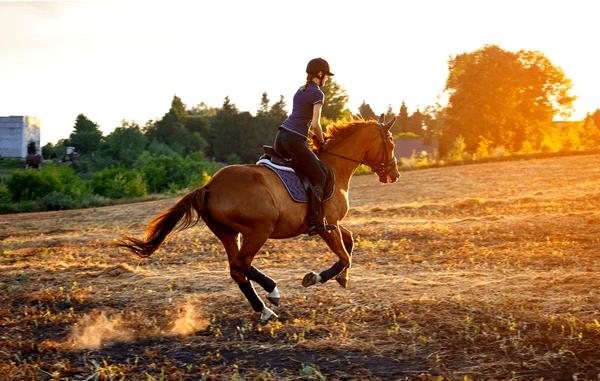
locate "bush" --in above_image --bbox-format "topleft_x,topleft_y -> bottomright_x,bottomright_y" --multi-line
473,137 -> 491,160
519,141 -> 535,155
226,153 -> 241,164
90,167 -> 147,199
136,153 -> 221,193
447,135 -> 469,162
41,191 -> 76,210
7,169 -> 62,201
0,184 -> 10,204
5,165 -> 90,209
491,145 -> 508,159
354,164 -> 373,176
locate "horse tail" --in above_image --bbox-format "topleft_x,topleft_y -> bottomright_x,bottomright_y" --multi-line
117,187 -> 208,258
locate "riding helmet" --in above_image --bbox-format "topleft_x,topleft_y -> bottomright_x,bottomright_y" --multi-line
306,58 -> 334,76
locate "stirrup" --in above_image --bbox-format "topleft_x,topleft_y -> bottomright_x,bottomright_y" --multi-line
307,223 -> 337,236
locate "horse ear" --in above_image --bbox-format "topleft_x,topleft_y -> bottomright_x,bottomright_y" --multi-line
384,117 -> 396,132
378,113 -> 385,124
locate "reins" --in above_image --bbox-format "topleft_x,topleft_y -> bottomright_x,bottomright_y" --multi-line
321,123 -> 397,177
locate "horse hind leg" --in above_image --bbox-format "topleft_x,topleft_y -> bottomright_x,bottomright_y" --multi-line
229,232 -> 278,322
247,266 -> 280,306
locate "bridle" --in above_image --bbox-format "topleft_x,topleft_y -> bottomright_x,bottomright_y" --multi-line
322,118 -> 398,178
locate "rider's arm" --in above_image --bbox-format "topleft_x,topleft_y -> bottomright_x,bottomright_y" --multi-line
311,103 -> 325,144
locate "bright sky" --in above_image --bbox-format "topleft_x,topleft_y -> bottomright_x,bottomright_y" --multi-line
1,0 -> 599,145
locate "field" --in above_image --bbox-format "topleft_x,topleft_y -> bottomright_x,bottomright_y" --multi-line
1,154 -> 599,380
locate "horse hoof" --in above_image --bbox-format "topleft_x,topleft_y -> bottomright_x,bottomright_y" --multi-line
267,296 -> 280,306
302,271 -> 320,287
335,275 -> 349,289
260,307 -> 278,323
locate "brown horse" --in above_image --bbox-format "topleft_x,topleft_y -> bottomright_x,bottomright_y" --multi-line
118,115 -> 399,322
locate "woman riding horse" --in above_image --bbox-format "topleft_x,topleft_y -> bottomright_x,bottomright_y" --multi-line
118,82 -> 400,323
274,57 -> 336,236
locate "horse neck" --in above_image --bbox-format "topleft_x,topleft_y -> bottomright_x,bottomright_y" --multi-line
318,129 -> 371,192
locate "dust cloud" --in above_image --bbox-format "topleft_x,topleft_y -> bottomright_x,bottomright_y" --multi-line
167,300 -> 209,336
68,311 -> 133,349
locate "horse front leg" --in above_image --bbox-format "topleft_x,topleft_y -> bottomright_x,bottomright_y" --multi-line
302,225 -> 351,288
335,225 -> 354,288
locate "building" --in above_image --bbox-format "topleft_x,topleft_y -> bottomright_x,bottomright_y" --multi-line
0,116 -> 41,158
394,137 -> 438,159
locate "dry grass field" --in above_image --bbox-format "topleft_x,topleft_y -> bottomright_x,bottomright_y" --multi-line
1,154 -> 599,380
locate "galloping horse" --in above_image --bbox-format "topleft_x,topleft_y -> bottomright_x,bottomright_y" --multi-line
118,115 -> 399,322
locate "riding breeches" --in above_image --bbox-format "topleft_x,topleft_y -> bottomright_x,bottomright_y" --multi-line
273,128 -> 326,193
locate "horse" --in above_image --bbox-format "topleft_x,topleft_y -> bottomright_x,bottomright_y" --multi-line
118,115 -> 399,322
25,153 -> 42,169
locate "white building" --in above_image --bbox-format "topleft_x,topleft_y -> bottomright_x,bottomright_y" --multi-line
0,116 -> 41,158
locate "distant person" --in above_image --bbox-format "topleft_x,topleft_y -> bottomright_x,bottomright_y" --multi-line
25,141 -> 42,170
272,57 -> 335,236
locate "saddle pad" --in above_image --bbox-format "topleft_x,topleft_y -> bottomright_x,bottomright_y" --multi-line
256,158 -> 334,203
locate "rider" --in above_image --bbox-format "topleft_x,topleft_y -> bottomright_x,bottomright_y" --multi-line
273,57 -> 336,236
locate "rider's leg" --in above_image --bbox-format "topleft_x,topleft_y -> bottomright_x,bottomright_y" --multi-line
274,129 -> 335,234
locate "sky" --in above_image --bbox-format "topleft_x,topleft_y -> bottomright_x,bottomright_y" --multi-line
1,0 -> 599,145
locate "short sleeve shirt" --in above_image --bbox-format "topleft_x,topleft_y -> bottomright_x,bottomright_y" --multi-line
280,82 -> 324,138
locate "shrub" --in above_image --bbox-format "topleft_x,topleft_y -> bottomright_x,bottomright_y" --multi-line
491,145 -> 508,159
91,167 -> 147,199
354,164 -> 371,176
0,184 -> 10,204
136,153 -> 221,194
519,141 -> 535,155
6,164 -> 89,207
41,191 -> 76,210
226,153 -> 241,164
473,137 -> 491,160
447,135 -> 469,162
7,169 -> 62,201
540,134 -> 561,153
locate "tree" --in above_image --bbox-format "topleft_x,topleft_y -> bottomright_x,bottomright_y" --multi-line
257,92 -> 270,116
384,105 -> 396,122
269,95 -> 288,122
395,101 -> 410,133
441,44 -> 575,153
145,95 -> 207,156
69,114 -> 103,155
321,79 -> 351,121
592,109 -> 600,131
358,101 -> 377,120
103,120 -> 148,167
581,113 -> 600,149
407,108 -> 424,135
211,96 -> 242,162
254,92 -> 285,156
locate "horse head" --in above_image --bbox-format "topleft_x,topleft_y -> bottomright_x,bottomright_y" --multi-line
362,114 -> 400,184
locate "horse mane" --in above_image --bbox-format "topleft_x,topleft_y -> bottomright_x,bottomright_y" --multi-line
311,119 -> 376,154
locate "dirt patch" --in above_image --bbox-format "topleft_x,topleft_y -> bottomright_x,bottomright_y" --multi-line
1,154 -> 600,380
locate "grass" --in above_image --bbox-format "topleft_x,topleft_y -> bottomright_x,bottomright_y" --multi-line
0,154 -> 599,379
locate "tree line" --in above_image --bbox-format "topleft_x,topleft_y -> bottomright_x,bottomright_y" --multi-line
43,44 -> 600,168
42,80 -> 352,167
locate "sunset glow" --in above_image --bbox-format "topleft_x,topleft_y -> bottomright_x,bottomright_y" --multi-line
1,0 -> 598,144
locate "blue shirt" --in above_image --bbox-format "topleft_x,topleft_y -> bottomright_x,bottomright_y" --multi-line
281,82 -> 324,138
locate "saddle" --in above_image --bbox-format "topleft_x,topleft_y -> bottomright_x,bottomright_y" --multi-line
261,146 -> 292,167
258,146 -> 335,203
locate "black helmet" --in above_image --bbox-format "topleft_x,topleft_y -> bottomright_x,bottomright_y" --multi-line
306,57 -> 334,76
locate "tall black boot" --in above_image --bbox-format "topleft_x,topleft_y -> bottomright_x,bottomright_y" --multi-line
307,186 -> 336,236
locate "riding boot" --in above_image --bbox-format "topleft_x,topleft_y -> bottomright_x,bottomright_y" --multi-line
307,186 -> 336,236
